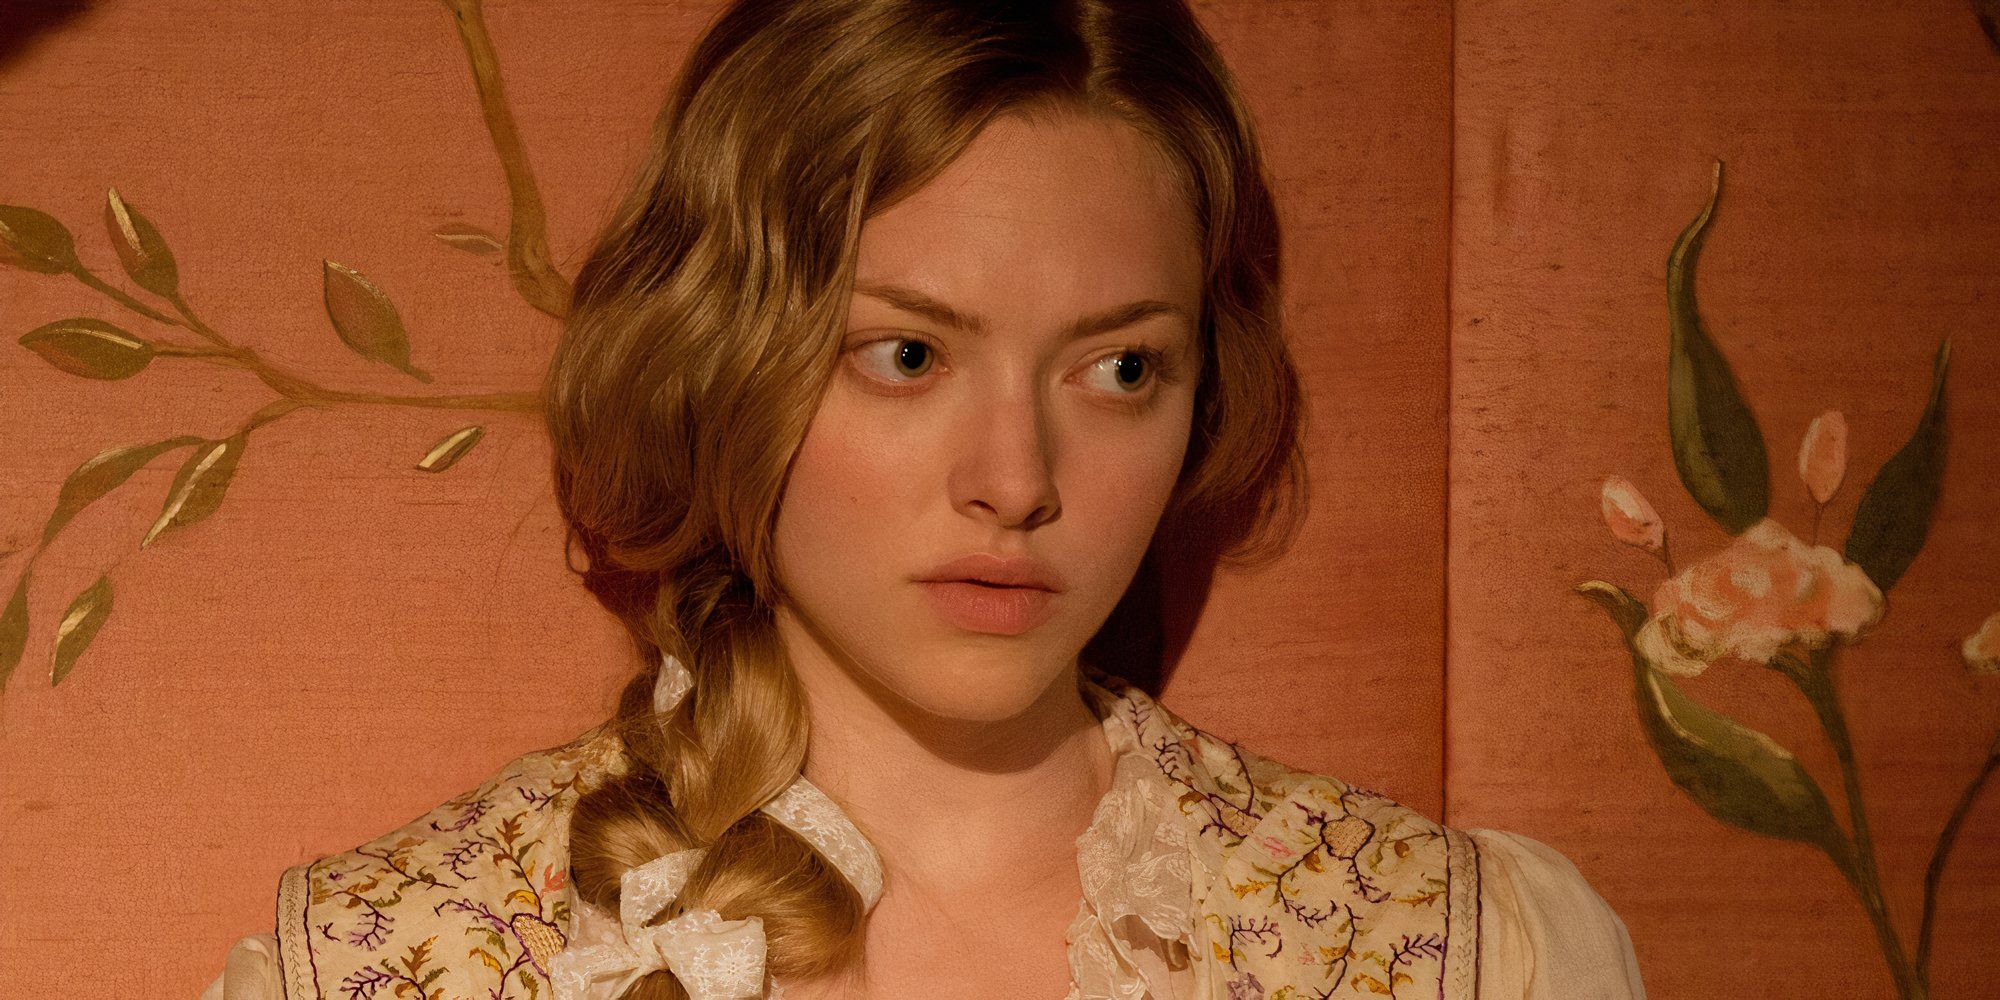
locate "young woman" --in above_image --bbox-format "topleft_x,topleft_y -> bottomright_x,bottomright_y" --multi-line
204,1 -> 1645,997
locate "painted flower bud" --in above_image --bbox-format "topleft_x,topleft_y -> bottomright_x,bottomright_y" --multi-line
1797,411 -> 1848,505
1963,611 -> 2000,676
1600,475 -> 1664,553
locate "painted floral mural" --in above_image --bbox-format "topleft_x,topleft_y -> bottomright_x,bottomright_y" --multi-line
1580,162 -> 1994,999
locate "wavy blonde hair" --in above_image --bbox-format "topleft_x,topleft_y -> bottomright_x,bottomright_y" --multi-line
541,0 -> 1308,995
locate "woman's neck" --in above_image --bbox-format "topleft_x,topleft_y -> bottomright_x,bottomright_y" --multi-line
783,639 -> 1117,899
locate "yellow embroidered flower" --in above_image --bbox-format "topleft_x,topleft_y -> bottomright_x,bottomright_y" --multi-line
511,912 -> 568,968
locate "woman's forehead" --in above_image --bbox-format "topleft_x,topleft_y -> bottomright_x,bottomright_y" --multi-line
851,113 -> 1202,324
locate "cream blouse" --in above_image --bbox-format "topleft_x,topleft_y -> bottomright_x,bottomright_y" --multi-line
201,683 -> 1646,1000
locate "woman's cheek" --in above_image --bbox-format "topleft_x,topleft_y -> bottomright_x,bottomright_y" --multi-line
1068,436 -> 1181,558
782,398 -> 927,560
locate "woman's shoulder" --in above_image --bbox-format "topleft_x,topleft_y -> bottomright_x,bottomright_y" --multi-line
1126,680 -> 1645,998
1175,732 -> 1648,998
1461,826 -> 1649,998
1129,692 -> 1483,997
1131,682 -> 1461,849
263,721 -> 628,1000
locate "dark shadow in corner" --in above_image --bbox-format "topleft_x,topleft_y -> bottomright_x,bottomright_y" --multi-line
0,1 -> 93,74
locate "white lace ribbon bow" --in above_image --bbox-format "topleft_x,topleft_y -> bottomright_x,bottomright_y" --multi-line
550,651 -> 885,1000
549,847 -> 772,1000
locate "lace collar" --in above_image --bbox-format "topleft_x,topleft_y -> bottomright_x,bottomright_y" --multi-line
1066,665 -> 1200,1000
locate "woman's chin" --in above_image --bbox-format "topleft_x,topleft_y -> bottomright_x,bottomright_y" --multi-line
879,658 -> 1072,726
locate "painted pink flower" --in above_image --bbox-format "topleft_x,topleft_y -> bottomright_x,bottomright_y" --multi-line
1634,517 -> 1885,677
1963,612 -> 2000,676
1600,476 -> 1665,553
1797,411 -> 1849,505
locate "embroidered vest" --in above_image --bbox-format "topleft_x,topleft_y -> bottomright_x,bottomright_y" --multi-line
273,677 -> 1479,1000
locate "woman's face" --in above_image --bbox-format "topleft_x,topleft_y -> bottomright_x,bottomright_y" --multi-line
772,108 -> 1202,725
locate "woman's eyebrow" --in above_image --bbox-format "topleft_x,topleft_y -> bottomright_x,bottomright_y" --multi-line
852,281 -> 1190,342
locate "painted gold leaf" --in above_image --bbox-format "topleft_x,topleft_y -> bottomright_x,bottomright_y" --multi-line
433,222 -> 504,256
415,425 -> 485,472
141,430 -> 250,549
0,204 -> 78,274
19,318 -> 155,380
104,188 -> 180,299
51,573 -> 112,686
322,259 -> 433,383
45,436 -> 205,545
0,568 -> 30,695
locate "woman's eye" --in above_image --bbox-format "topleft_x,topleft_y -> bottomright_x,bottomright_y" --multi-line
1085,349 -> 1160,394
849,338 -> 1167,397
854,337 -> 936,381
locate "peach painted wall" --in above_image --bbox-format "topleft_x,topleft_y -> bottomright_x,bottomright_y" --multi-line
0,2 -> 1994,998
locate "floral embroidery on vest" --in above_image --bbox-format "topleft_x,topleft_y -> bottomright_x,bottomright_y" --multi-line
274,673 -> 1477,1000
1082,667 -> 1479,1000
275,723 -> 631,1000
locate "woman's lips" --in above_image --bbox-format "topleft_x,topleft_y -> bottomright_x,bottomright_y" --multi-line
917,580 -> 1057,635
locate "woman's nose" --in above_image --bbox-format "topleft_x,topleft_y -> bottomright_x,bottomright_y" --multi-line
948,391 -> 1061,530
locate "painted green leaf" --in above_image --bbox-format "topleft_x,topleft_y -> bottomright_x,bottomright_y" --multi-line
1844,339 -> 1951,593
51,573 -> 112,686
141,429 -> 250,549
44,436 -> 206,544
323,259 -> 433,383
104,188 -> 181,299
415,425 -> 485,472
1666,160 -> 1769,534
1577,580 -> 1846,856
19,318 -> 156,380
0,568 -> 30,695
434,223 -> 504,256
0,204 -> 78,274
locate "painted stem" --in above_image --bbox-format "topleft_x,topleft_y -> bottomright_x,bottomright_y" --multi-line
69,267 -> 179,327
150,342 -> 539,413
1791,651 -> 1925,1000
439,0 -> 572,318
1915,732 -> 2000,990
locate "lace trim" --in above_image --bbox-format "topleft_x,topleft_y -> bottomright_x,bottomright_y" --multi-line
275,860 -> 312,1000
758,775 -> 884,910
1441,824 -> 1482,1000
1065,677 -> 1198,1000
